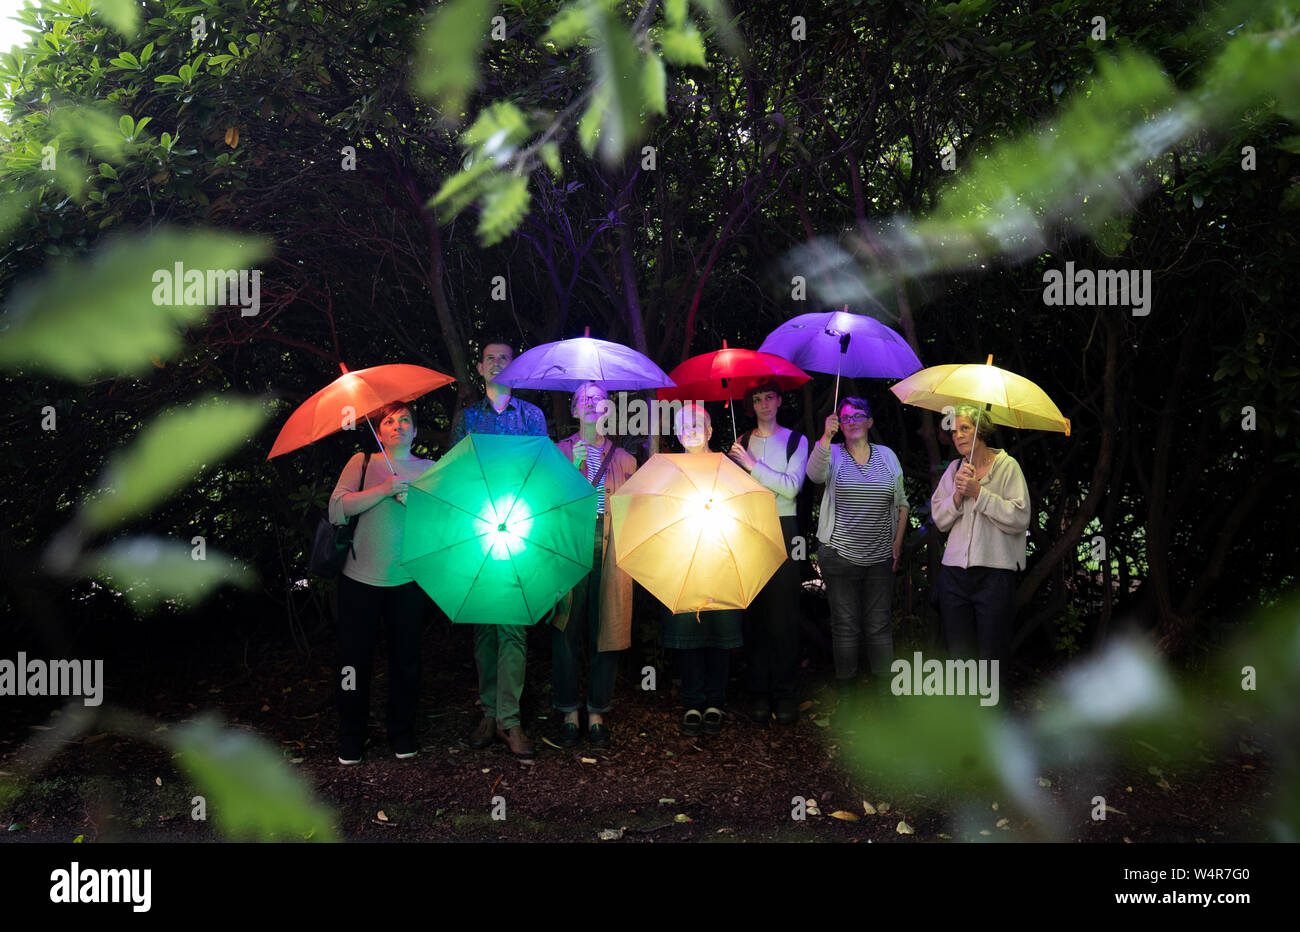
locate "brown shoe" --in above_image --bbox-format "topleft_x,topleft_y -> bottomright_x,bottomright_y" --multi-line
469,716 -> 497,749
496,724 -> 534,759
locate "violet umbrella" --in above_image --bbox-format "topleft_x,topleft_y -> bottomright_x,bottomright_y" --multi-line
493,329 -> 675,391
758,307 -> 923,410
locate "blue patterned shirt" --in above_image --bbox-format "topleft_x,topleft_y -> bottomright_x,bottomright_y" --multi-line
448,394 -> 548,446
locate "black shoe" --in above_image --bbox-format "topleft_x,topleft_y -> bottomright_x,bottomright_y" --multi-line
558,721 -> 580,748
392,734 -> 418,760
680,709 -> 703,737
702,707 -> 724,736
747,696 -> 771,724
772,697 -> 798,725
588,723 -> 611,748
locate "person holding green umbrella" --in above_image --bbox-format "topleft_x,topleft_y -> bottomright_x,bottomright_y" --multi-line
448,338 -> 549,759
930,405 -> 1031,666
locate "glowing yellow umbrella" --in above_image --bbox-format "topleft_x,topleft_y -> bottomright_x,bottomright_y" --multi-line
610,453 -> 785,614
889,354 -> 1071,437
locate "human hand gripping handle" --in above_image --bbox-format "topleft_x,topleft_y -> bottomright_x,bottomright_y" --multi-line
953,461 -> 978,503
820,413 -> 839,448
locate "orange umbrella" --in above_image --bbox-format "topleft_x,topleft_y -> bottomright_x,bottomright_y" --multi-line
267,363 -> 455,471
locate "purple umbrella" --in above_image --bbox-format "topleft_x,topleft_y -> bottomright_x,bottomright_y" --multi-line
494,331 -> 675,391
758,308 -> 923,408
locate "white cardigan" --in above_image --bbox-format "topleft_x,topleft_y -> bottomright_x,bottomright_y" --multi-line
805,440 -> 908,547
930,450 -> 1031,570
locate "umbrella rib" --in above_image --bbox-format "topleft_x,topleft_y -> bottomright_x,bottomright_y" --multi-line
619,511 -> 699,563
672,521 -> 709,612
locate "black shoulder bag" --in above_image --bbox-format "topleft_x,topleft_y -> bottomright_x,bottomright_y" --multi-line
310,452 -> 372,577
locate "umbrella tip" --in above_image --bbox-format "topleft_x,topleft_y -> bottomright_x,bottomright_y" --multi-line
583,326 -> 590,338
339,362 -> 349,374
985,354 -> 993,365
722,339 -> 728,349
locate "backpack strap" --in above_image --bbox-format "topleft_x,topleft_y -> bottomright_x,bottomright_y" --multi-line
347,452 -> 373,561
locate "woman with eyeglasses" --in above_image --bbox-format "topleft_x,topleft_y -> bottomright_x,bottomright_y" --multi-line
930,405 -> 1030,667
805,397 -> 909,712
550,381 -> 639,749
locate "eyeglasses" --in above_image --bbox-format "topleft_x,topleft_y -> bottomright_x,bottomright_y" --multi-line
839,414 -> 869,424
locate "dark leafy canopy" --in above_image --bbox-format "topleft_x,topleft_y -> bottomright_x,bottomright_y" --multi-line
1,0 -> 1297,668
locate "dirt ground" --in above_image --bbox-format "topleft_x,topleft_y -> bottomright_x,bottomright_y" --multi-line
0,607 -> 1276,844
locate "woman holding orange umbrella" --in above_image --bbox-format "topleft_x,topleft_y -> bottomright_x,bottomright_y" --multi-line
327,402 -> 436,765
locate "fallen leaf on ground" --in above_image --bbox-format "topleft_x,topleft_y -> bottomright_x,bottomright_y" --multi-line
674,813 -> 691,823
797,701 -> 814,711
878,802 -> 890,813
830,811 -> 859,821
979,829 -> 992,836
1037,777 -> 1052,787
658,798 -> 676,805
1104,805 -> 1126,815
377,811 -> 388,821
862,801 -> 876,815
995,818 -> 1009,829
155,777 -> 162,786
541,737 -> 562,749
896,821 -> 914,834
598,828 -> 624,841
580,757 -> 597,764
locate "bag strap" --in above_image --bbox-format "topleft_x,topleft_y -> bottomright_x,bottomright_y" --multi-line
347,452 -> 373,561
590,443 -> 615,488
740,429 -> 802,463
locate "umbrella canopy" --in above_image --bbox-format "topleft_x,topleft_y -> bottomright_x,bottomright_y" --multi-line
889,355 -> 1071,436
656,342 -> 809,403
494,334 -> 675,391
267,363 -> 455,459
758,309 -> 923,380
401,434 -> 597,625
610,452 -> 785,614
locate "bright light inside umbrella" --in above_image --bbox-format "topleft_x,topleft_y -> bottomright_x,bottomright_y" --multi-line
478,497 -> 534,557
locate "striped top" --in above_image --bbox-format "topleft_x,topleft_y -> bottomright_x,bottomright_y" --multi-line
828,445 -> 898,564
584,444 -> 606,514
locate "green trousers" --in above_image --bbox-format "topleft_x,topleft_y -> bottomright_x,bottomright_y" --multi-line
473,623 -> 528,729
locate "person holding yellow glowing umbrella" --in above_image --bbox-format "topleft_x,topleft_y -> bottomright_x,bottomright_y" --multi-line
891,355 -> 1070,665
610,402 -> 785,737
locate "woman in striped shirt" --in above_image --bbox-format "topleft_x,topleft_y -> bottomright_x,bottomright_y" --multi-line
551,382 -> 639,748
806,397 -> 909,706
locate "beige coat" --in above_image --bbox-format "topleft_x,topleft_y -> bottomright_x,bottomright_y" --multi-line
551,433 -> 638,652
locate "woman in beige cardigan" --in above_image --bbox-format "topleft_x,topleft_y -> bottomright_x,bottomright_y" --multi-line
930,405 -> 1031,666
551,382 -> 639,748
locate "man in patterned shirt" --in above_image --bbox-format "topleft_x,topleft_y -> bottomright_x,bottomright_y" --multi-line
449,339 -> 549,759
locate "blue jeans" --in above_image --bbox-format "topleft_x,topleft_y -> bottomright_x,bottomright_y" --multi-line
818,545 -> 893,680
551,519 -> 619,714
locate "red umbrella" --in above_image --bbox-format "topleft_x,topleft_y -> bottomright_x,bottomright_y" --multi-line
657,341 -> 809,436
267,363 -> 455,475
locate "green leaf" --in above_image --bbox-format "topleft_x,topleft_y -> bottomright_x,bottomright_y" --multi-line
413,0 -> 493,120
665,0 -> 688,27
0,227 -> 272,380
477,174 -> 531,246
644,54 -> 668,116
543,2 -> 593,49
168,714 -> 338,841
98,162 -> 118,179
80,395 -> 269,533
591,7 -> 647,161
578,85 -> 609,157
688,0 -> 742,55
540,141 -> 562,178
429,159 -> 494,218
82,536 -> 255,611
51,105 -> 131,162
461,101 -> 531,154
118,114 -> 135,138
140,41 -> 154,64
154,74 -> 184,84
660,23 -> 707,67
93,0 -> 139,37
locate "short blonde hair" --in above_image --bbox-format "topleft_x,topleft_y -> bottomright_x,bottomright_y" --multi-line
673,401 -> 711,434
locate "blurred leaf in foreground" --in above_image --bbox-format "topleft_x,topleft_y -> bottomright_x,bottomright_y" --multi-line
80,395 -> 269,533
0,227 -> 271,380
82,536 -> 254,612
169,715 -> 338,841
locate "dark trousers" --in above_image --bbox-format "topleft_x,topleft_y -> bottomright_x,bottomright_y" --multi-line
336,575 -> 425,749
552,518 -> 619,714
744,515 -> 801,700
939,564 -> 1017,665
679,647 -> 730,710
818,545 -> 894,680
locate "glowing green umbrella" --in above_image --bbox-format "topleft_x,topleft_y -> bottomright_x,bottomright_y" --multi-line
401,434 -> 597,625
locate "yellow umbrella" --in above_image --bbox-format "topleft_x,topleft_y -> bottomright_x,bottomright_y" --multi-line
889,354 -> 1071,437
610,453 -> 785,614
